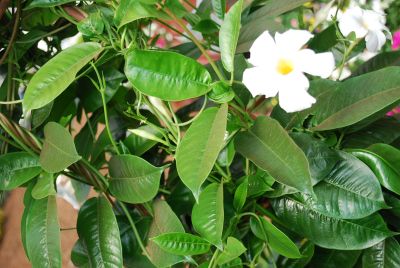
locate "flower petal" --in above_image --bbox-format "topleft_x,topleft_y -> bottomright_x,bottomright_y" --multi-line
277,72 -> 315,113
243,67 -> 279,98
366,30 -> 387,52
274,29 -> 314,52
339,7 -> 367,38
295,49 -> 335,78
363,10 -> 385,31
249,31 -> 278,67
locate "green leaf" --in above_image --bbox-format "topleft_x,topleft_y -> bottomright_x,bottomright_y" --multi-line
362,237 -> 400,268
125,126 -> 164,156
40,122 -> 81,173
77,12 -> 104,37
0,152 -> 41,190
271,196 -> 393,250
351,149 -> 400,195
146,200 -> 185,268
247,171 -> 274,197
151,233 -> 211,256
208,81 -> 235,103
77,197 -> 123,268
192,183 -> 224,249
212,0 -> 226,19
291,133 -> 340,185
353,50 -> 400,76
176,104 -> 228,199
308,24 -> 338,53
308,247 -> 361,268
32,172 -> 56,199
282,240 -> 314,268
234,116 -> 313,195
71,239 -> 90,268
250,216 -> 301,258
23,42 -> 103,110
109,154 -> 164,204
26,0 -> 76,9
125,50 -> 212,101
26,196 -> 61,268
219,0 -> 243,72
31,101 -> 53,129
310,67 -> 400,131
217,237 -> 246,265
115,0 -> 167,27
302,151 -> 387,219
233,178 -> 248,212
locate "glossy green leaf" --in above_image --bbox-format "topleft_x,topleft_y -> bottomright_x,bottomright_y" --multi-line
32,172 -> 56,199
212,0 -> 226,19
125,50 -> 212,101
109,154 -> 164,204
219,0 -> 243,72
271,196 -> 393,250
115,0 -> 166,27
77,197 -> 123,268
26,196 -> 61,268
310,67 -> 400,131
31,101 -> 53,129
146,200 -> 185,268
354,50 -> 400,76
302,152 -> 387,219
291,133 -> 340,184
71,239 -> 90,268
308,247 -> 361,268
151,232 -> 210,256
125,126 -> 164,155
208,81 -> 235,103
282,240 -> 315,268
234,116 -> 313,195
77,12 -> 104,37
26,0 -> 76,9
362,237 -> 400,268
351,149 -> 400,195
176,104 -> 228,199
0,152 -> 41,190
247,171 -> 274,197
217,237 -> 246,265
233,178 -> 248,212
192,183 -> 224,249
250,216 -> 302,258
40,122 -> 81,173
23,42 -> 103,110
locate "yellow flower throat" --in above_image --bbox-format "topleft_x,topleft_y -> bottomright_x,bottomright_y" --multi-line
276,58 -> 294,75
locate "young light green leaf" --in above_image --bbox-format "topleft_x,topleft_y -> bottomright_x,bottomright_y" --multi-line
176,104 -> 228,199
26,195 -> 61,268
77,197 -> 123,268
233,178 -> 248,212
219,0 -> 243,72
216,237 -> 246,265
302,152 -> 387,219
192,183 -> 224,249
0,152 -> 41,190
32,172 -> 56,199
40,122 -> 81,173
212,0 -> 226,19
146,200 -> 185,268
234,116 -> 313,195
115,0 -> 168,27
362,237 -> 400,268
23,42 -> 103,110
151,232 -> 211,256
125,49 -> 212,101
108,154 -> 164,204
271,196 -> 393,250
250,216 -> 302,258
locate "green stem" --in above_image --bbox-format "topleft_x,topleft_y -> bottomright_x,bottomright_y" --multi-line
0,99 -> 22,105
208,249 -> 220,268
101,89 -> 120,155
337,38 -> 361,79
118,201 -> 152,261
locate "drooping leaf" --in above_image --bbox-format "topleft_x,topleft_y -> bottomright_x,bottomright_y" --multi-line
234,116 -> 313,195
176,104 -> 228,199
219,0 -> 243,72
250,216 -> 302,258
362,237 -> 400,268
40,122 -> 81,173
77,197 -> 123,268
271,196 -> 393,250
351,149 -> 400,195
146,200 -> 185,268
217,237 -> 246,265
0,152 -> 41,190
192,183 -> 224,249
301,151 -> 387,219
26,196 -> 61,268
309,67 -> 400,131
23,42 -> 103,110
151,233 -> 211,256
32,172 -> 56,199
125,50 -> 212,101
108,154 -> 164,204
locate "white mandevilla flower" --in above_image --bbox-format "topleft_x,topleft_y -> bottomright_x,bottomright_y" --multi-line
243,30 -> 335,113
339,6 -> 390,52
